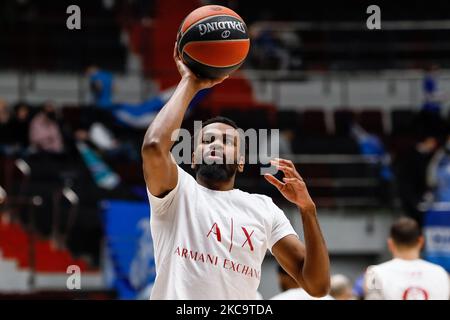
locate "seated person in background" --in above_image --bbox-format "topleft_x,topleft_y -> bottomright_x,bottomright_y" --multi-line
270,265 -> 334,300
0,99 -> 14,152
422,64 -> 445,114
351,123 -> 394,205
394,134 -> 440,226
29,104 -> 64,154
9,102 -> 31,151
427,134 -> 450,203
351,123 -> 393,182
86,64 -> 114,109
330,274 -> 355,300
364,217 -> 449,300
74,121 -> 138,162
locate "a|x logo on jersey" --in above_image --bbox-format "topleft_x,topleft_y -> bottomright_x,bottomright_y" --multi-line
241,227 -> 254,251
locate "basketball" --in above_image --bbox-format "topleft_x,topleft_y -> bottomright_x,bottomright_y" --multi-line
177,5 -> 250,79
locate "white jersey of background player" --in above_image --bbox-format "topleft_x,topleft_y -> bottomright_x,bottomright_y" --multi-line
364,217 -> 449,300
271,265 -> 334,300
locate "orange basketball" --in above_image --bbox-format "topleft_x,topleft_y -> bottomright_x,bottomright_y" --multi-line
177,5 -> 250,79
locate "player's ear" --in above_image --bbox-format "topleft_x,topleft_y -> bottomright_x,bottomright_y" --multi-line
237,155 -> 245,173
191,152 -> 196,169
387,238 -> 395,254
417,235 -> 425,250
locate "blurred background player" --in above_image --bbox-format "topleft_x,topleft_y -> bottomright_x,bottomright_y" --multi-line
271,265 -> 334,300
364,217 -> 450,300
329,274 -> 354,300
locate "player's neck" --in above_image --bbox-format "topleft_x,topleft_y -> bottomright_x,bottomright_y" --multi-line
196,175 -> 235,191
393,249 -> 420,261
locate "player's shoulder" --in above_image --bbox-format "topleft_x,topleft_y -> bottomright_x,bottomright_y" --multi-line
366,259 -> 396,274
416,259 -> 449,275
377,259 -> 398,268
370,258 -> 447,275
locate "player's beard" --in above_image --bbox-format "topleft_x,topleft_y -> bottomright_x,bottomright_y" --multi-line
194,162 -> 238,183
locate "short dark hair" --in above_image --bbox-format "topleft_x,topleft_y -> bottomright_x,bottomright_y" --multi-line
390,217 -> 422,247
202,116 -> 239,130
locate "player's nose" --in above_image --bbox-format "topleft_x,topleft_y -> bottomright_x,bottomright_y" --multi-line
209,138 -> 224,150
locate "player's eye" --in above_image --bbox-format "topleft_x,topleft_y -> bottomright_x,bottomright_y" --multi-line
202,135 -> 215,144
225,137 -> 234,145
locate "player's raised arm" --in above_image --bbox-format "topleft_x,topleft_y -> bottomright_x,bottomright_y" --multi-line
266,158 -> 331,297
141,43 -> 228,197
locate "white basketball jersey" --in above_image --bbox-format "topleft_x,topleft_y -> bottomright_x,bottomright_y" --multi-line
365,258 -> 450,300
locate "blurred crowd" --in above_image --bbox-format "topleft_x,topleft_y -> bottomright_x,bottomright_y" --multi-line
1,65 -> 450,270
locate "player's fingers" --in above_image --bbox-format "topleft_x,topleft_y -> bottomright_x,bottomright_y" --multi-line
274,158 -> 295,169
275,164 -> 296,178
173,42 -> 178,60
274,158 -> 304,178
282,177 -> 302,185
271,160 -> 301,179
270,159 -> 293,170
264,173 -> 284,190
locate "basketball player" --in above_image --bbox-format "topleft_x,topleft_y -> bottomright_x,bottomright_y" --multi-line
141,43 -> 330,299
364,217 -> 450,300
270,265 -> 334,300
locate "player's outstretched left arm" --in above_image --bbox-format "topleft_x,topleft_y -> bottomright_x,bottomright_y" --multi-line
265,158 -> 330,297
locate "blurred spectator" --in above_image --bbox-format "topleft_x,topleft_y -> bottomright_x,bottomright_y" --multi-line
0,99 -> 10,124
352,273 -> 366,300
29,103 -> 64,154
9,102 -> 31,150
351,123 -> 394,205
351,123 -> 393,181
278,129 -> 295,156
427,134 -> 450,203
0,99 -> 14,150
251,26 -> 290,70
75,121 -> 138,162
364,217 -> 450,300
394,135 -> 440,225
422,64 -> 444,114
86,65 -> 115,108
330,274 -> 354,300
278,30 -> 303,70
270,265 -> 333,300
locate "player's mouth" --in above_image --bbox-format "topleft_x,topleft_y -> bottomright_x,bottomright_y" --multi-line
204,150 -> 224,162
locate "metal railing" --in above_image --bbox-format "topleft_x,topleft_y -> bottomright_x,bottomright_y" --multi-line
0,157 -> 80,290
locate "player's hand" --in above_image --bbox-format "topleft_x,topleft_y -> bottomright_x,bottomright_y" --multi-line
173,42 -> 228,91
264,158 -> 316,215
